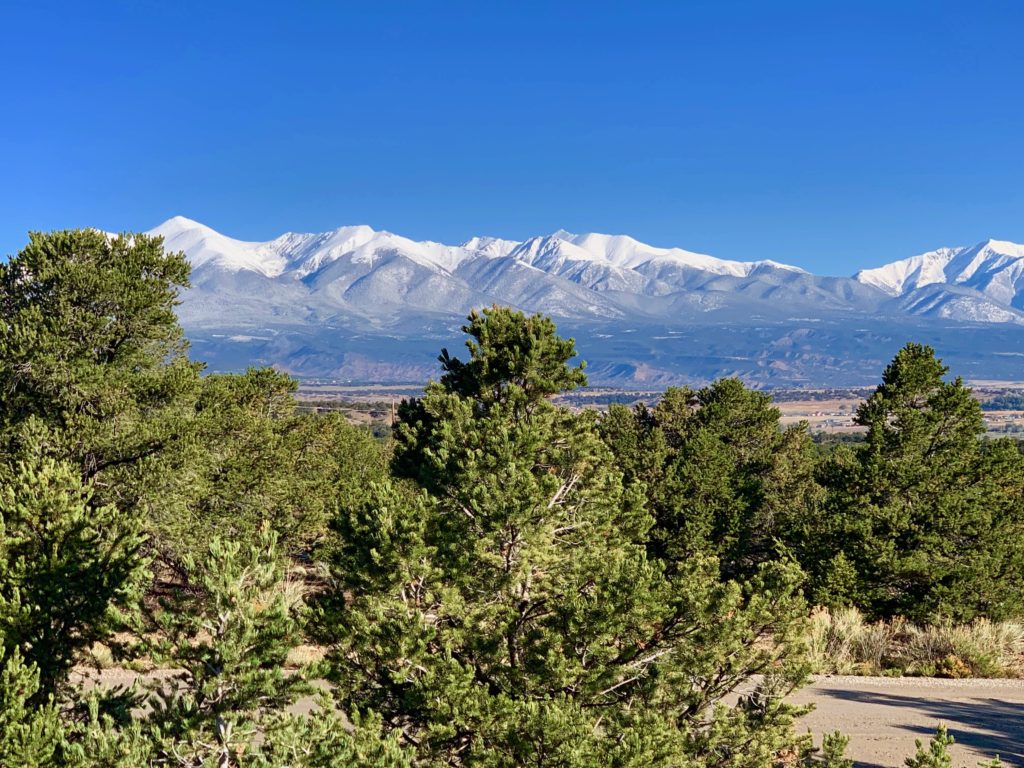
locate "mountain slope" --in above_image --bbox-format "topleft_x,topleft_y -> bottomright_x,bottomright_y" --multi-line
856,240 -> 1024,307
146,217 -> 1024,385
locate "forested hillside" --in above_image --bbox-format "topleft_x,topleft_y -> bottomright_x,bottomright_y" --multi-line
1,229 -> 1019,766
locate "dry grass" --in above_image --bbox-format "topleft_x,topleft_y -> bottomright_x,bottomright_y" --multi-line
806,607 -> 865,674
286,644 -> 328,669
84,641 -> 116,670
807,608 -> 1024,678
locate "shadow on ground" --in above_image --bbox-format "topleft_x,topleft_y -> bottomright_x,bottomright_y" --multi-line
818,688 -> 1024,767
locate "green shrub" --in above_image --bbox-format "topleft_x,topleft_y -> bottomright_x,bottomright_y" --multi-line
0,645 -> 62,767
0,460 -> 147,700
905,725 -> 1002,768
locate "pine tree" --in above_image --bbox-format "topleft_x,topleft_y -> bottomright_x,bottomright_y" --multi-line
435,306 -> 587,406
154,368 -> 390,575
815,343 -> 1024,620
255,706 -> 412,768
322,307 -> 811,767
0,229 -> 202,654
61,696 -> 153,768
600,379 -> 822,579
0,645 -> 62,767
147,524 -> 403,767
146,525 -> 311,765
0,459 -> 147,700
903,725 -> 1002,768
0,228 -> 202,499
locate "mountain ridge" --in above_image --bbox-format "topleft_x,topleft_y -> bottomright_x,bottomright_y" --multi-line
144,217 -> 1024,386
151,216 -> 1024,294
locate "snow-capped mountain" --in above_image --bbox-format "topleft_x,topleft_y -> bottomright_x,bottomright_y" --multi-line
155,216 -> 808,288
854,239 -> 1024,318
147,217 -> 1024,385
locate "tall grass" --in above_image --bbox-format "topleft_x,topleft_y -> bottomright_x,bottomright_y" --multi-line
806,608 -> 1024,678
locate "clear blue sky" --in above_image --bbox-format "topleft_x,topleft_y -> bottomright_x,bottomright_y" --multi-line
2,0 -> 1022,274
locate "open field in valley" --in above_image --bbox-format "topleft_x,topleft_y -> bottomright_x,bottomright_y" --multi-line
301,384 -> 1024,438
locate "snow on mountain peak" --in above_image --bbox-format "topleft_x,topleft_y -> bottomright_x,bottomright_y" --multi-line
561,231 -> 807,276
150,217 -> 1024,327
460,236 -> 521,258
271,224 -> 381,276
160,215 -> 210,231
977,239 -> 1024,258
149,216 -> 289,278
854,239 -> 1024,305
136,218 -> 1024,388
150,217 -> 815,283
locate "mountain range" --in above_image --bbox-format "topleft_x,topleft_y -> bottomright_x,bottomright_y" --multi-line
152,216 -> 1024,387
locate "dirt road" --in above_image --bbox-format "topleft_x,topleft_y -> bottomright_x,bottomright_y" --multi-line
795,675 -> 1024,767
87,670 -> 1024,766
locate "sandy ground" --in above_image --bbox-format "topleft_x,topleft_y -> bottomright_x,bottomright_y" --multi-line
85,669 -> 1024,766
795,675 -> 1024,767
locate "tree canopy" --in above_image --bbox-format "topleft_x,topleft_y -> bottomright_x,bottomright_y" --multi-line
600,379 -> 822,580
810,343 -> 1024,620
325,307 -> 811,767
1,226 -> 1022,766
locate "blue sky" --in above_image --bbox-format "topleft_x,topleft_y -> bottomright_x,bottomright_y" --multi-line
2,0 -> 1022,273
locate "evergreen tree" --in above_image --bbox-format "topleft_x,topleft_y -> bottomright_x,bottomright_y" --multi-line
323,307 -> 811,767
814,343 -> 1024,620
147,526 -> 312,764
600,379 -> 822,579
254,706 -> 412,768
0,228 -> 202,502
0,645 -> 62,767
147,525 -> 403,767
903,725 -> 1002,768
0,459 -> 147,699
436,306 -> 587,407
62,696 -> 153,768
154,368 -> 386,573
0,229 -> 202,657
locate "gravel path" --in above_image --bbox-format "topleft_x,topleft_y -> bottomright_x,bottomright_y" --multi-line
796,675 -> 1024,767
